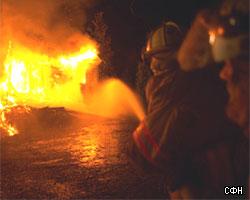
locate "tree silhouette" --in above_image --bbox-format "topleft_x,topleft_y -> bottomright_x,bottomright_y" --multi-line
87,12 -> 114,80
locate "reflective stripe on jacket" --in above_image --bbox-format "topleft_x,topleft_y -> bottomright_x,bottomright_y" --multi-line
128,67 -> 244,193
132,121 -> 161,164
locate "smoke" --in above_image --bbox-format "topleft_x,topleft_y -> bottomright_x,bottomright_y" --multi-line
1,0 -> 100,55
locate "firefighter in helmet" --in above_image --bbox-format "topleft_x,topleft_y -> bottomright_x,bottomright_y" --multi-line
177,0 -> 249,198
136,21 -> 182,109
143,21 -> 183,112
179,0 -> 249,133
128,19 -> 240,198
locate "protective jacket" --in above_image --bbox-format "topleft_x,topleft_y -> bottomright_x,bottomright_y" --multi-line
128,65 -> 247,197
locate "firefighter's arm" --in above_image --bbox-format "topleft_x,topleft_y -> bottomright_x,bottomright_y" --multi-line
127,109 -> 202,199
126,124 -> 156,171
128,104 -> 205,192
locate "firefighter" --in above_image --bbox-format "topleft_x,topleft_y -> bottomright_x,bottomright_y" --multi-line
178,0 -> 249,198
179,0 -> 249,134
128,20 -> 240,198
143,21 -> 183,112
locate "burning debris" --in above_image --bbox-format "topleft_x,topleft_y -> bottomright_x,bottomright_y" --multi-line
0,39 -> 100,136
0,0 -> 102,136
0,0 -> 145,137
0,99 -> 29,136
0,106 -> 75,138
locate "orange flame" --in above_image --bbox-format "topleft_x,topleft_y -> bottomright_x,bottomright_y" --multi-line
0,39 -> 100,136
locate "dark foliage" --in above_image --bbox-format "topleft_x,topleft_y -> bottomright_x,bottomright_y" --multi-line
87,12 -> 114,80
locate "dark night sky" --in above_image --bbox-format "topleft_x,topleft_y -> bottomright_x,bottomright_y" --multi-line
91,0 -> 222,86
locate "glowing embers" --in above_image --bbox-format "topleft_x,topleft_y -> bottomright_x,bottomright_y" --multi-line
0,98 -> 31,136
0,40 -> 100,136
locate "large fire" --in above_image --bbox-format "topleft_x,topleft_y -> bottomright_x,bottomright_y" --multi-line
0,39 -> 100,136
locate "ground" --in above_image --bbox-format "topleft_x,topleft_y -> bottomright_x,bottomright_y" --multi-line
1,115 -> 166,199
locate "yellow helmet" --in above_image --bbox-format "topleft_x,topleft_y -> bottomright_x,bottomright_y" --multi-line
143,21 -> 182,60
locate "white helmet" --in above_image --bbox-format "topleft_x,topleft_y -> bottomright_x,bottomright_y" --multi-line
178,0 -> 249,71
208,0 -> 249,62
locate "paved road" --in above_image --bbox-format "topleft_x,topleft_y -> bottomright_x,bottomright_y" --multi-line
1,115 -> 166,199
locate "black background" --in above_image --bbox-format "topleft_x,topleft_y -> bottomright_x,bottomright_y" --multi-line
90,0 -> 222,86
